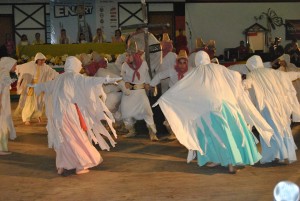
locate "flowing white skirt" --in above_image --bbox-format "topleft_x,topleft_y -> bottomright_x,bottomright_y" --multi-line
55,104 -> 102,170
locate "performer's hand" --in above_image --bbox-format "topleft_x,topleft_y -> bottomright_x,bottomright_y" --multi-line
105,76 -> 122,84
144,84 -> 150,91
125,82 -> 132,89
124,88 -> 131,96
149,86 -> 157,97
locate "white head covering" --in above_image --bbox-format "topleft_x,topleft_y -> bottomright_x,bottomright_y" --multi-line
273,181 -> 300,201
34,52 -> 46,62
195,50 -> 211,66
278,54 -> 291,64
0,57 -> 17,73
64,56 -> 82,73
0,57 -> 17,86
246,55 -> 264,71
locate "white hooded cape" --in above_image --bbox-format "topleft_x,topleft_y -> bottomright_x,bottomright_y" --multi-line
0,57 -> 17,141
244,55 -> 300,137
15,53 -> 59,113
35,56 -> 118,150
154,51 -> 273,159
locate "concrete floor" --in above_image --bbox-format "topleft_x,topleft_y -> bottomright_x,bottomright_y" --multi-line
0,102 -> 300,201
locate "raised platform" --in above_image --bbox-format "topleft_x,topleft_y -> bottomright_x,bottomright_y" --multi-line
17,43 -> 126,57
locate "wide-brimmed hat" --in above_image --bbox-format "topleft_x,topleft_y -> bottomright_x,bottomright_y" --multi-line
162,33 -> 171,42
126,39 -> 138,54
207,40 -> 216,47
195,38 -> 205,49
177,50 -> 188,60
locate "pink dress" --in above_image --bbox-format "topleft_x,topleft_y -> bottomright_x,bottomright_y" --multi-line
56,103 -> 102,170
34,56 -> 117,173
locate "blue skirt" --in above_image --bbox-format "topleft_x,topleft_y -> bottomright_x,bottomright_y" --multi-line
196,102 -> 261,167
259,106 -> 297,163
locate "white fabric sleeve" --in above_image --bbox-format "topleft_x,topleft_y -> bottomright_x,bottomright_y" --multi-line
286,72 -> 300,81
150,69 -> 170,87
86,76 -> 121,86
34,82 -> 47,96
242,78 -> 253,90
48,66 -> 59,79
120,63 -> 126,78
263,62 -> 272,68
144,63 -> 151,84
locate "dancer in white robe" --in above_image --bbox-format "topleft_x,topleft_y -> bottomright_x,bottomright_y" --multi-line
244,55 -> 300,164
154,51 -> 273,173
0,57 -> 17,155
276,54 -> 300,103
33,56 -> 121,175
129,29 -> 162,76
15,52 -> 58,125
157,33 -> 177,94
115,52 -> 127,72
83,52 -> 129,131
121,40 -> 159,141
150,50 -> 191,140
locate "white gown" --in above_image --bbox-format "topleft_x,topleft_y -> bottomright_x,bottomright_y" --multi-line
34,57 -> 118,170
120,60 -> 155,127
154,61 -> 273,164
0,57 -> 17,152
244,55 -> 300,163
15,61 -> 58,122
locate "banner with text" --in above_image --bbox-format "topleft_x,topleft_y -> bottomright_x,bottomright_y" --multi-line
50,0 -> 96,44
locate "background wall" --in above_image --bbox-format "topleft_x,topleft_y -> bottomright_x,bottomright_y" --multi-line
1,1 -> 300,57
185,2 -> 300,56
0,3 -> 49,45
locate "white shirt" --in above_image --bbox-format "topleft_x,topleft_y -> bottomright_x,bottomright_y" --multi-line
150,66 -> 191,88
121,61 -> 151,84
159,52 -> 177,73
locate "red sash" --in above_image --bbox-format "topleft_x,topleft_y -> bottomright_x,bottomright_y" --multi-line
74,103 -> 87,132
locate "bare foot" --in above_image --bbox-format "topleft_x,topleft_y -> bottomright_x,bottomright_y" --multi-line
57,168 -> 64,175
25,121 -> 30,125
206,162 -> 220,167
228,164 -> 237,174
76,169 -> 89,175
0,151 -> 12,155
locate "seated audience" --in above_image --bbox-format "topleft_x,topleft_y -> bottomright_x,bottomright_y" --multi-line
32,32 -> 44,45
18,34 -> 29,46
59,29 -> 70,44
93,28 -> 106,43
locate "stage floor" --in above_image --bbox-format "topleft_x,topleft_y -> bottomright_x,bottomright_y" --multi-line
0,102 -> 300,201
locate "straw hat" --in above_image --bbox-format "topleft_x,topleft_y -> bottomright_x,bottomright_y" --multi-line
177,50 -> 188,60
162,33 -> 171,42
127,39 -> 138,54
207,40 -> 216,47
195,38 -> 205,49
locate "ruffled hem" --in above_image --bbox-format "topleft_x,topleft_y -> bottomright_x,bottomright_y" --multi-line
196,102 -> 261,167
